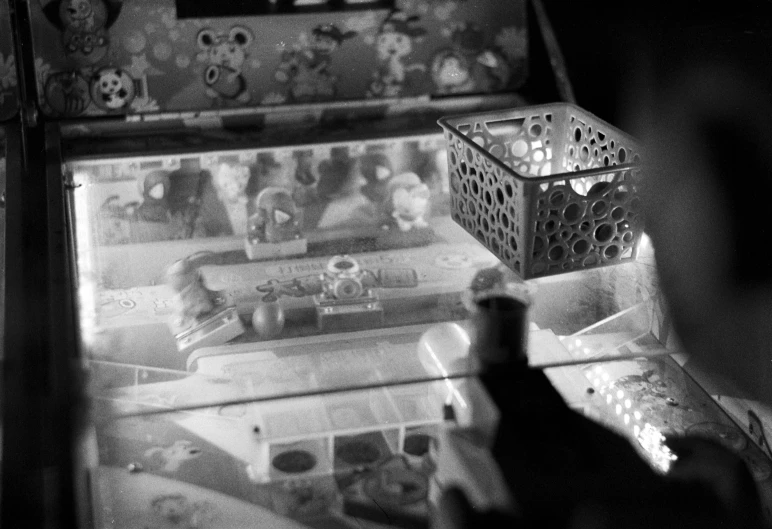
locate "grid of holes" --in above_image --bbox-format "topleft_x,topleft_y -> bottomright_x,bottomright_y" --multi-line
463,113 -> 556,178
530,168 -> 642,277
563,113 -> 642,194
446,131 -> 524,274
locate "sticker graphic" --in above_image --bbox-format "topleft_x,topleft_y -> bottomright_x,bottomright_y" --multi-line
196,26 -> 254,104
90,67 -> 136,110
367,10 -> 427,98
274,23 -> 357,103
41,0 -> 123,66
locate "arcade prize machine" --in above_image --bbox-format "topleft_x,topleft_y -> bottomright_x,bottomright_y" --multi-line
19,0 -> 772,527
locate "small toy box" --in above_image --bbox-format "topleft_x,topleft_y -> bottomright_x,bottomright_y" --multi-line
438,103 -> 643,279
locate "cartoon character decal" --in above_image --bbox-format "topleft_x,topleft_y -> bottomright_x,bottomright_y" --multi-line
275,24 -> 357,103
196,26 -> 254,104
368,11 -> 427,99
41,0 -> 123,66
89,67 -> 135,110
430,49 -> 473,94
43,69 -> 91,116
431,22 -> 512,94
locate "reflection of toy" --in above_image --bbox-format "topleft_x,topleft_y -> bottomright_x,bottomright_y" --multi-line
431,22 -> 512,94
359,151 -> 394,208
144,440 -> 203,473
245,187 -> 307,260
196,26 -> 254,103
254,255 -> 418,332
97,195 -> 135,245
387,172 -> 431,232
341,455 -> 430,526
166,252 -> 245,355
368,11 -> 427,98
150,494 -> 219,527
90,67 -> 135,111
313,147 -> 378,230
135,170 -> 171,223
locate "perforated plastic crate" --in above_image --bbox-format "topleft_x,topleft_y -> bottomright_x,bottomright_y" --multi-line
439,103 -> 643,279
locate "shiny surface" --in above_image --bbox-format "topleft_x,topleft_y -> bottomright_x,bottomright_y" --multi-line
65,133 -> 696,528
66,134 -> 663,412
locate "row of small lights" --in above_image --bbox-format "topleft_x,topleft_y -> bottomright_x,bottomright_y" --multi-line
563,336 -> 677,473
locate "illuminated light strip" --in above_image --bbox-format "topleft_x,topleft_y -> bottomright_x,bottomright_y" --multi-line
72,172 -> 98,351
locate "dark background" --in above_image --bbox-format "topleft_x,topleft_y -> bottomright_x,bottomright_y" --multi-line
541,0 -> 772,129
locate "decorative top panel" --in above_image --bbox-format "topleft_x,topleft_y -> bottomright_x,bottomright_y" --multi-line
27,0 -> 527,118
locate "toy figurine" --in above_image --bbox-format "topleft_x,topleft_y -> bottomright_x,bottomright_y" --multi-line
387,172 -> 431,232
254,255 -> 419,332
135,170 -> 172,224
244,187 -> 307,260
165,252 -> 245,355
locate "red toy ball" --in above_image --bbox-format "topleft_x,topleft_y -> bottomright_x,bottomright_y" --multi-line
252,301 -> 285,340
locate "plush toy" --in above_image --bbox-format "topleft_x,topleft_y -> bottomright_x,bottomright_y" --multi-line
387,172 -> 431,232
165,255 -> 221,330
135,170 -> 171,223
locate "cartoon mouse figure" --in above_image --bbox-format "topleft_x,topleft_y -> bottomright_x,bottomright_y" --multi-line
196,26 -> 254,104
42,0 -> 122,66
368,11 -> 427,98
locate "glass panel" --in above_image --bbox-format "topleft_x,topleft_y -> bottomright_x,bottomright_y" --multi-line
89,354 -> 772,527
67,134 -> 669,416
65,131 -> 768,526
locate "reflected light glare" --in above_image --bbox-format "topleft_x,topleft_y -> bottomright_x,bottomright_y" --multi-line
615,404 -> 622,415
624,399 -> 632,409
606,394 -> 613,404
637,423 -> 677,473
72,172 -> 97,350
423,340 -> 468,409
616,390 -> 624,400
634,411 -> 642,421
624,413 -> 630,425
